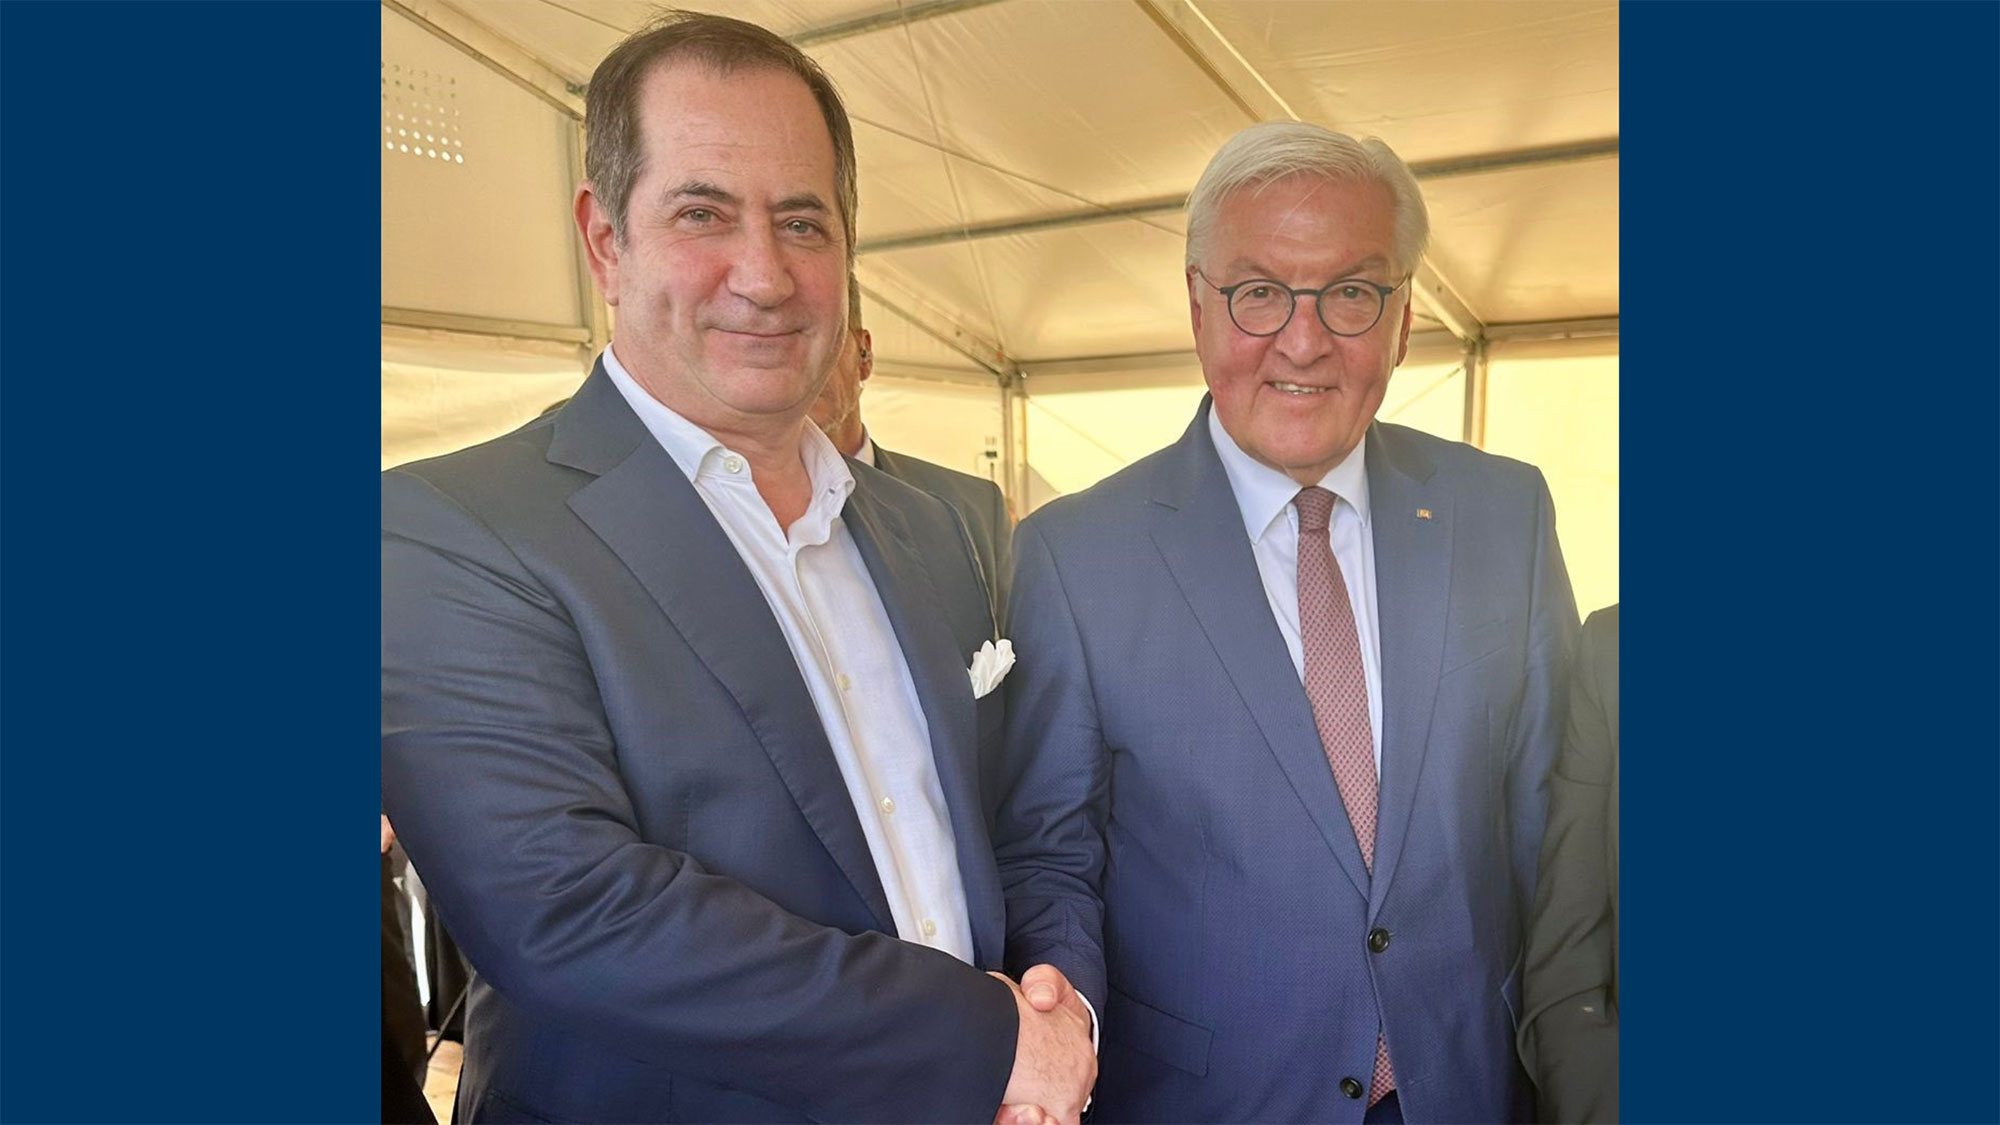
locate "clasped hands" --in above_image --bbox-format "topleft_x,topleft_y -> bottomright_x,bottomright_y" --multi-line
991,964 -> 1096,1125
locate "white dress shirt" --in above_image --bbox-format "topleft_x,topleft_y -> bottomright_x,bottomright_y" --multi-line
1207,409 -> 1385,774
603,347 -> 975,963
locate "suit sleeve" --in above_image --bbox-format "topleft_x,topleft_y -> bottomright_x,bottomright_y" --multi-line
1517,611 -> 1618,1124
1503,472 -> 1581,968
380,470 -> 1017,1123
987,517 -> 1110,1014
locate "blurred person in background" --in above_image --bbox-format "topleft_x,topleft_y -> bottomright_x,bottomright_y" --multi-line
1519,604 -> 1619,1123
811,283 -> 1012,627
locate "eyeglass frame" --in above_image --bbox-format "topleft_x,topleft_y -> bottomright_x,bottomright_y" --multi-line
1192,268 -> 1410,338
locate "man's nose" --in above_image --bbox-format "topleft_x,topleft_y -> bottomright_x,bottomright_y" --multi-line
1272,293 -> 1334,365
727,224 -> 796,307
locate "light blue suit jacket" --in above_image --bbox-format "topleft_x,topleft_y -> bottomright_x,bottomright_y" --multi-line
993,400 -> 1578,1122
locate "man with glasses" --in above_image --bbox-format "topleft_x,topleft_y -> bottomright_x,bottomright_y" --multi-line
991,121 -> 1579,1123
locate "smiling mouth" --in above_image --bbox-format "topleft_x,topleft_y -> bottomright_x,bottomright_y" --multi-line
1269,380 -> 1330,395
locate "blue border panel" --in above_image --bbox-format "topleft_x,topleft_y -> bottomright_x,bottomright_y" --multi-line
0,3 -> 378,1121
1622,3 -> 1998,1122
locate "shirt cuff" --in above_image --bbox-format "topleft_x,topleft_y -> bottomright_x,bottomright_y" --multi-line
1077,991 -> 1099,1114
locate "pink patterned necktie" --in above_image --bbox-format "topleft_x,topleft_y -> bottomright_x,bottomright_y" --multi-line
1293,486 -> 1396,1108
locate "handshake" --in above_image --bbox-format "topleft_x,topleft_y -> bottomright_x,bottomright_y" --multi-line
991,964 -> 1097,1125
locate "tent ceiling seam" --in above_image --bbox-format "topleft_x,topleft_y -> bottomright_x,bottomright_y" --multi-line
531,0 -> 626,39
849,115 -> 1184,241
895,4 -> 1010,355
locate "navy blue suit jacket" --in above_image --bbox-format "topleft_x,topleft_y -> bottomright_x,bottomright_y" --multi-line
382,363 -> 1017,1123
871,444 -> 1011,629
992,401 -> 1578,1122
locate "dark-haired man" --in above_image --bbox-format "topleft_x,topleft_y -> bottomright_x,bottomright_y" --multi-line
382,13 -> 1091,1123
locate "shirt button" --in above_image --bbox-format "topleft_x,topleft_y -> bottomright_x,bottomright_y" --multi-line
879,796 -> 895,815
837,673 -> 851,692
921,918 -> 937,938
722,455 -> 743,474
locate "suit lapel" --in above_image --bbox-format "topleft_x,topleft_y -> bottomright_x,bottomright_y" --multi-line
1148,404 -> 1372,899
552,366 -> 897,934
872,445 -> 1000,635
842,480 -> 1006,965
1364,424 -> 1449,918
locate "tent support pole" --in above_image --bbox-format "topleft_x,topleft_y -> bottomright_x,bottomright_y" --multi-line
1462,337 -> 1489,448
1002,368 -> 1029,516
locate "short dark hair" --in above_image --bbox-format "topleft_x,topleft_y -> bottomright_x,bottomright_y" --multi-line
583,10 -> 858,260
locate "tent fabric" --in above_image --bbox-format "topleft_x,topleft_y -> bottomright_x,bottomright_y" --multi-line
380,0 -> 1619,609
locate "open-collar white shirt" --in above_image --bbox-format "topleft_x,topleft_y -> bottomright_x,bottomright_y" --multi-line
1208,408 -> 1385,774
602,346 -> 975,963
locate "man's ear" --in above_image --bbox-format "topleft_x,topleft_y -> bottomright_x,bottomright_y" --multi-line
575,183 -> 621,306
856,329 -> 874,385
1187,268 -> 1203,337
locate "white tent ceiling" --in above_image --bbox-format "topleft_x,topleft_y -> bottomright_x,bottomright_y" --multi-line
383,0 -> 1618,376
382,0 -> 1620,610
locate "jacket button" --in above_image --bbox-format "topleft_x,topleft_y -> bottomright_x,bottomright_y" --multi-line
1340,1077 -> 1364,1099
1367,927 -> 1391,953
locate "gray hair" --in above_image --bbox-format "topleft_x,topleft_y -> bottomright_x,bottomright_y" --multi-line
1184,121 -> 1429,277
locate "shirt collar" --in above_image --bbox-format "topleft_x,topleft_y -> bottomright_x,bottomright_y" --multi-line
853,429 -> 878,467
1206,405 -> 1371,543
601,344 -> 856,514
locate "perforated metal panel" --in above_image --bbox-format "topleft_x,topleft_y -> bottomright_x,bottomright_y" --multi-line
381,5 -> 582,327
382,60 -> 465,166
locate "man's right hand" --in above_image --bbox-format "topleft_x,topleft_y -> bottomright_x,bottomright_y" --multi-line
990,968 -> 1095,1125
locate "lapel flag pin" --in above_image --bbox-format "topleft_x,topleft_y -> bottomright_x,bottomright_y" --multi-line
1416,508 -> 1433,520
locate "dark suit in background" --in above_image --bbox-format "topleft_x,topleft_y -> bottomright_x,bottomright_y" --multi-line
1519,604 -> 1619,1123
872,443 -> 1011,628
381,848 -> 433,1123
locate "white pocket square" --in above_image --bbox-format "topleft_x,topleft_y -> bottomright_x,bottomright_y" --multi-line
968,639 -> 1015,699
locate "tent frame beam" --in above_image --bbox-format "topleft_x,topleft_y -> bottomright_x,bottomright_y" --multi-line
857,278 -> 1010,376
1485,316 -> 1621,343
853,275 -> 1029,504
1015,318 -> 1614,374
789,0 -> 1012,47
383,0 -> 584,119
382,306 -> 590,344
854,138 -> 1617,256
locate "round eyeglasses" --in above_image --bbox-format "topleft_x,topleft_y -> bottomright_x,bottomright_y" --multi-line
1194,270 -> 1408,338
